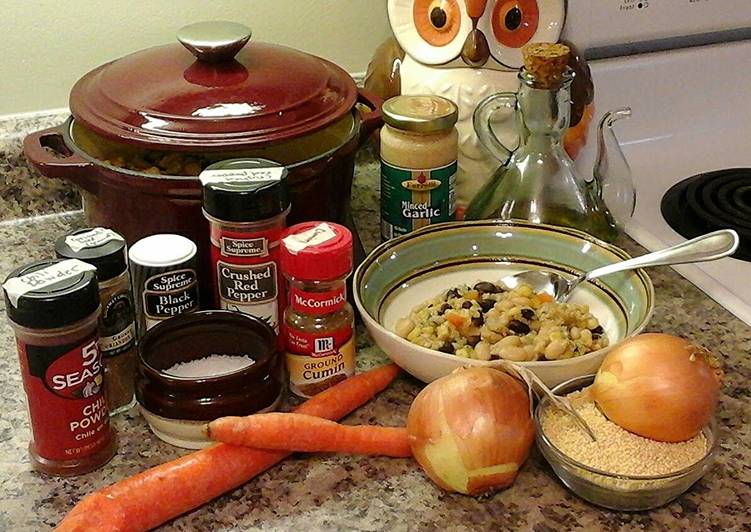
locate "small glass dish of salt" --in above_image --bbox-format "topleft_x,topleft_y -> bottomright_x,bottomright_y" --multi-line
135,310 -> 283,449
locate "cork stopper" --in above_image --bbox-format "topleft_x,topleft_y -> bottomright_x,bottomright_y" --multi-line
522,42 -> 570,89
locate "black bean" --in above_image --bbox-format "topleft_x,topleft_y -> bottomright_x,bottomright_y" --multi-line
446,288 -> 461,300
438,303 -> 451,315
467,336 -> 481,347
479,299 -> 495,313
438,342 -> 455,354
471,316 -> 484,327
473,282 -> 499,294
521,308 -> 535,320
508,319 -> 531,335
462,301 -> 473,309
591,325 -> 604,334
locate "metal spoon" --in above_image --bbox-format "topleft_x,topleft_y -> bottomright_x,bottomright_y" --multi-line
501,229 -> 740,303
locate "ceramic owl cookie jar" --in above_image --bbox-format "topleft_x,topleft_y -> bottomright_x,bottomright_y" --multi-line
366,0 -> 594,217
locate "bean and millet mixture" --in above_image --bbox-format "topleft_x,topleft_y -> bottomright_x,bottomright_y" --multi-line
395,281 -> 608,362
541,389 -> 709,477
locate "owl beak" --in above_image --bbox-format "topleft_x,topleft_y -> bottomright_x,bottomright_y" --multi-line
461,26 -> 490,67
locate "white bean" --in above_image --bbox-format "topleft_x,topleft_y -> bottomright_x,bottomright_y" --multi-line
394,318 -> 415,338
474,341 -> 491,361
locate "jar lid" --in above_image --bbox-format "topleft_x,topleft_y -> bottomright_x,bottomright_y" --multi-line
3,259 -> 100,329
201,159 -> 290,223
55,227 -> 128,282
382,95 -> 458,133
129,234 -> 197,268
280,222 -> 353,281
69,21 -> 358,151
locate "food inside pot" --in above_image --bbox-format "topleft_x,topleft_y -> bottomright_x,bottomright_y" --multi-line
70,113 -> 357,175
395,281 -> 608,361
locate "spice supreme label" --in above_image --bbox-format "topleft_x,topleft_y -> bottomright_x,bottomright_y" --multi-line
285,325 -> 355,398
143,269 -> 199,329
221,236 -> 268,257
380,161 -> 457,240
19,334 -> 112,461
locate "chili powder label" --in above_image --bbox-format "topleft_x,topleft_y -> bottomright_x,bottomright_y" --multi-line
18,335 -> 112,461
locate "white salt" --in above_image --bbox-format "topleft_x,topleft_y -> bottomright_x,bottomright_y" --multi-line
164,354 -> 255,378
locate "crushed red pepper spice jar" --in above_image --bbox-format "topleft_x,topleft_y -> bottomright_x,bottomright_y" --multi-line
2,259 -> 117,476
280,222 -> 355,397
201,158 -> 290,333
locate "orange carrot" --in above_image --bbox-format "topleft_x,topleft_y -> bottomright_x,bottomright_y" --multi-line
208,413 -> 411,457
446,312 -> 465,328
56,364 -> 400,532
538,293 -> 555,303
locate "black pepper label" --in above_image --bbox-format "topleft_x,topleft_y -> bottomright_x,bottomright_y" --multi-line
217,261 -> 279,331
143,269 -> 199,328
221,237 -> 268,258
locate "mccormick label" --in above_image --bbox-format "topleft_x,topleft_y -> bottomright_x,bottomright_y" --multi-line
285,324 -> 355,398
380,160 -> 457,240
289,285 -> 346,315
18,334 -> 112,461
210,226 -> 284,333
142,269 -> 199,330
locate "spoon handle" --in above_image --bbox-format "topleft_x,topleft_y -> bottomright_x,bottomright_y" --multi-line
586,229 -> 739,282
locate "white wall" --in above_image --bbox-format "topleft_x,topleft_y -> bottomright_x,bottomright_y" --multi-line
0,0 -> 392,115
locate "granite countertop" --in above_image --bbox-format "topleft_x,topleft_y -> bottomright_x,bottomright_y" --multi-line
1,113 -> 749,531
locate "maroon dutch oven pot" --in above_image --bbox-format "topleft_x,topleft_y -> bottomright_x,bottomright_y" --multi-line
23,21 -> 382,302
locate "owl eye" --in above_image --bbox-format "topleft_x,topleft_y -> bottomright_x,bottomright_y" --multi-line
492,0 -> 539,48
481,0 -> 564,68
414,0 -> 461,46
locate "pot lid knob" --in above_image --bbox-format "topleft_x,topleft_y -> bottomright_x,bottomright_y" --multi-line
177,21 -> 252,63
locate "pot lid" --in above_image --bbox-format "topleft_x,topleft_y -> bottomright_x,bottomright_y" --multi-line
70,21 -> 358,150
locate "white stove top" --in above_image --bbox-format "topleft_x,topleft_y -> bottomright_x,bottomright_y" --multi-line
575,40 -> 751,325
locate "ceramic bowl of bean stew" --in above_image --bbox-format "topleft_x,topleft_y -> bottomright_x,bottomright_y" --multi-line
353,220 -> 654,388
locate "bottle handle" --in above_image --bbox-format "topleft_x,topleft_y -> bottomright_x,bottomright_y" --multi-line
473,92 -> 518,164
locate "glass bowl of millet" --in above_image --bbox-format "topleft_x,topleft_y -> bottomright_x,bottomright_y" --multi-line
534,374 -> 718,511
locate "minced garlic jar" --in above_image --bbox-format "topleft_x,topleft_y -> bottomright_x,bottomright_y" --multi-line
380,95 -> 458,241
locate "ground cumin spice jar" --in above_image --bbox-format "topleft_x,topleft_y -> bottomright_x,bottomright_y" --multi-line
380,95 -> 459,241
200,158 -> 290,333
55,228 -> 137,414
280,222 -> 355,397
2,259 -> 117,476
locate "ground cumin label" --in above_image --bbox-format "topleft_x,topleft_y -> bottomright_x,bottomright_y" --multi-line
281,222 -> 356,398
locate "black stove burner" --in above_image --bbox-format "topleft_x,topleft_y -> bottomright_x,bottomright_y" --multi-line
661,168 -> 751,261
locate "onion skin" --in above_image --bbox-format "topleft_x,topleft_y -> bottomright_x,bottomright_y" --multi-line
406,367 -> 534,495
591,333 -> 721,442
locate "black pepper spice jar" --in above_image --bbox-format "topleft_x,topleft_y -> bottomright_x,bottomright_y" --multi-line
55,227 -> 138,414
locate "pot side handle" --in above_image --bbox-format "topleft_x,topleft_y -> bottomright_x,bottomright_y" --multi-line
356,89 -> 384,145
23,125 -> 97,192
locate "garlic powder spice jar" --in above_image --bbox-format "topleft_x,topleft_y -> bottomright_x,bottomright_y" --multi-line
380,95 -> 459,240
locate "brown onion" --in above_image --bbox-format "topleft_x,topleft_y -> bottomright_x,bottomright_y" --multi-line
406,367 -> 534,495
591,333 -> 722,442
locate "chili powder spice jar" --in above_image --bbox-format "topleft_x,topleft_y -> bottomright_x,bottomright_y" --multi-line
280,222 -> 355,398
55,227 -> 137,415
201,158 -> 290,333
2,259 -> 117,476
